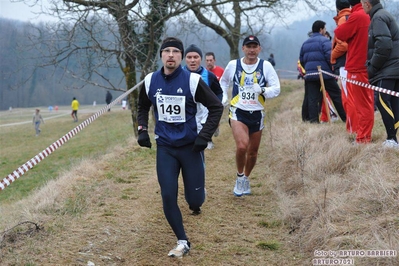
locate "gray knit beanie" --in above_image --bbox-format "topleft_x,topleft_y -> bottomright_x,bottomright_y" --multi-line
184,44 -> 203,58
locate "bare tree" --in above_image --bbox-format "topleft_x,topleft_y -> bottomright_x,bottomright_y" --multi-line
17,0 -> 321,132
180,0 -> 318,59
23,0 -> 172,133
384,0 -> 399,21
22,0 -> 216,132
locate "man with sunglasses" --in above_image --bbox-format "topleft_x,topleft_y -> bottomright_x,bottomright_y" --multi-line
220,35 -> 280,197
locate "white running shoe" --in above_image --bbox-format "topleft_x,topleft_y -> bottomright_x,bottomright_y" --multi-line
243,176 -> 251,195
233,176 -> 244,197
382,139 -> 399,149
168,240 -> 190,258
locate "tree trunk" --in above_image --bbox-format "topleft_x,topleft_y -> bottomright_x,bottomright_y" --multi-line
124,61 -> 139,137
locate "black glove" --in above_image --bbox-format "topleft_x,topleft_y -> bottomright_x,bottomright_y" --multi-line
192,136 -> 208,152
138,129 -> 152,148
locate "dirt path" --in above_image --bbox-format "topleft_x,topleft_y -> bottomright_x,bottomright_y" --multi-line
0,113 -> 304,266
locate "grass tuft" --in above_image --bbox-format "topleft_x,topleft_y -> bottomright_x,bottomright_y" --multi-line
256,240 -> 280,250
258,220 -> 282,228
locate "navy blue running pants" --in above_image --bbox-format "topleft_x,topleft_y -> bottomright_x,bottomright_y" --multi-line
156,144 -> 206,241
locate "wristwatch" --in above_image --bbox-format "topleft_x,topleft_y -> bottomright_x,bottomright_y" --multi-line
138,125 -> 147,131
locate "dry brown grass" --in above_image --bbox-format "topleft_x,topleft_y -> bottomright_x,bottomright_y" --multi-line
1,80 -> 398,266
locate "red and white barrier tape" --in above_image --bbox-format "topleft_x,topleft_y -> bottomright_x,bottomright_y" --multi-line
0,80 -> 144,191
304,70 -> 399,98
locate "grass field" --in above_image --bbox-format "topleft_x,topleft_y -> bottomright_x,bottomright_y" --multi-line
0,104 -> 134,203
1,81 -> 398,266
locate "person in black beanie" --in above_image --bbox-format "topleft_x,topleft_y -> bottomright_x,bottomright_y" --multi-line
137,37 -> 223,258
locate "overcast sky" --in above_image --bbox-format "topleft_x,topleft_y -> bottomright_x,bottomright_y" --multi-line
1,0 -> 323,24
0,0 -> 55,22
6,0 -> 397,25
2,0 -> 398,24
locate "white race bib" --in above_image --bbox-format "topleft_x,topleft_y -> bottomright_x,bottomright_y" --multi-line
156,94 -> 186,123
239,86 -> 257,105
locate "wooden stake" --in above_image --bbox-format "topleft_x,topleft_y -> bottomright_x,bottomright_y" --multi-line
318,66 -> 331,123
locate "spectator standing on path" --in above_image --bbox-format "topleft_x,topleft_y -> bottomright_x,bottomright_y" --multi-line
331,0 -> 354,132
32,109 -> 44,136
299,20 -> 347,124
220,35 -> 280,197
205,52 -> 225,81
105,90 -> 113,111
184,44 -> 223,150
335,0 -> 373,144
267,53 -> 276,67
362,0 -> 399,148
71,97 -> 79,122
137,37 -> 223,258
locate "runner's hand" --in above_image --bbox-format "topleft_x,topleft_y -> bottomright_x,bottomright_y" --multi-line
222,96 -> 229,107
192,136 -> 208,152
138,129 -> 151,148
253,83 -> 265,95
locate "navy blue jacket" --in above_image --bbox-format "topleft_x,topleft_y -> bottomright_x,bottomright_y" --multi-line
299,33 -> 334,80
137,65 -> 223,147
183,66 -> 223,101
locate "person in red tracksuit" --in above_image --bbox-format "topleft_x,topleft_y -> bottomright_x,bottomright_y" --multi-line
335,0 -> 374,143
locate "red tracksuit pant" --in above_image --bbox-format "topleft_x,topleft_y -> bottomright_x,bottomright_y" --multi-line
347,71 -> 374,143
340,68 -> 357,133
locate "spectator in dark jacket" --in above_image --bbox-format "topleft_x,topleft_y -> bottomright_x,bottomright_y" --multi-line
106,90 -> 113,111
268,53 -> 276,67
362,0 -> 399,148
299,20 -> 346,123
